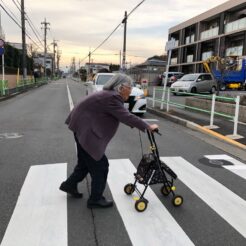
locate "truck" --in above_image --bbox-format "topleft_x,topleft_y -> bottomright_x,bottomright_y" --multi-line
203,56 -> 246,90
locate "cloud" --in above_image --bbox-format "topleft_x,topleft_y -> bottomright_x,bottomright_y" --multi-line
1,0 -> 229,69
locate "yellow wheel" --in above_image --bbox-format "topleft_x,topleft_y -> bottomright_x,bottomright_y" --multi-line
135,199 -> 148,212
172,195 -> 183,207
161,185 -> 171,196
124,183 -> 135,195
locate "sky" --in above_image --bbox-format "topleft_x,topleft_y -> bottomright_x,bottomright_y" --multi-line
1,0 -> 229,70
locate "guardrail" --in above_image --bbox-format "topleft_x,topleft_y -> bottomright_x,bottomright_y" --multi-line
151,87 -> 242,139
0,80 -> 8,96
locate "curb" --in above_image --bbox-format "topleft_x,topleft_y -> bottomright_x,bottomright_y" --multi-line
147,107 -> 246,151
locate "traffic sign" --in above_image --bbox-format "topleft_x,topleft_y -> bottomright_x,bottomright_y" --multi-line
0,47 -> 4,55
0,39 -> 5,47
165,38 -> 176,51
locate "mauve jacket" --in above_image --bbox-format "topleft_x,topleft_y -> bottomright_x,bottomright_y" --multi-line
65,90 -> 149,161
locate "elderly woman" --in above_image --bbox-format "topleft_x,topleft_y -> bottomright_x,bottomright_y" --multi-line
60,73 -> 158,208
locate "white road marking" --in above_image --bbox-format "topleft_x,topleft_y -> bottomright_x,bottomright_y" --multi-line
66,84 -> 74,111
1,164 -> 68,246
108,159 -> 194,246
161,156 -> 246,239
143,119 -> 159,122
205,154 -> 246,180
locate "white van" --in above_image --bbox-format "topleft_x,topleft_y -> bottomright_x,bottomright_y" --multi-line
85,73 -> 147,115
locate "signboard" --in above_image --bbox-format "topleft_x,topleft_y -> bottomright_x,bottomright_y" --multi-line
0,47 -> 4,56
0,39 -> 4,47
165,38 -> 176,51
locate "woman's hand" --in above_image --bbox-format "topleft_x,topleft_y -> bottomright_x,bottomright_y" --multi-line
148,124 -> 159,132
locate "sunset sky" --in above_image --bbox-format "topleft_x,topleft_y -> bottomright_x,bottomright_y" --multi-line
1,0 -> 229,70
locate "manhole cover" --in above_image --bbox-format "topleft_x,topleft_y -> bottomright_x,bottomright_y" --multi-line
199,158 -> 233,168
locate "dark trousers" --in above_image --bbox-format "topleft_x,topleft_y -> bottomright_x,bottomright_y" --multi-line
66,134 -> 109,201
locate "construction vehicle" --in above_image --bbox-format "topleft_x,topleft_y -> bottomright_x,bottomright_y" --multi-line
203,56 -> 246,90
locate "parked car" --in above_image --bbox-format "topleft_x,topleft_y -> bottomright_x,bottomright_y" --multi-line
170,73 -> 217,95
85,73 -> 146,115
162,72 -> 184,86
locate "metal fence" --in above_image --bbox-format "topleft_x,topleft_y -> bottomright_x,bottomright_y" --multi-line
151,87 -> 242,139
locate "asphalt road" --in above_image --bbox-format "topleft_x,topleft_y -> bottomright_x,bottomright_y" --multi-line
0,78 -> 246,246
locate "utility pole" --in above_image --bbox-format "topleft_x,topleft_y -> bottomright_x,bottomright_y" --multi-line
88,51 -> 91,75
57,49 -> 61,73
122,11 -> 127,72
21,0 -> 27,79
51,39 -> 58,77
41,18 -> 50,79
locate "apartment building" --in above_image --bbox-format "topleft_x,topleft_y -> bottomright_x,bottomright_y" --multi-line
168,0 -> 246,74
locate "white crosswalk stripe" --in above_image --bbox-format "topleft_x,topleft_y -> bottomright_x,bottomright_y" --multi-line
1,155 -> 246,246
108,159 -> 194,246
1,164 -> 68,246
161,156 -> 246,239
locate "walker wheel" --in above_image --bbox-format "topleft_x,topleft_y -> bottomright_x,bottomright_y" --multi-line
172,195 -> 183,207
135,199 -> 148,212
161,185 -> 171,196
124,183 -> 135,195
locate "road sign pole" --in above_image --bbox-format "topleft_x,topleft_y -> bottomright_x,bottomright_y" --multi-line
2,53 -> 5,96
160,38 -> 175,110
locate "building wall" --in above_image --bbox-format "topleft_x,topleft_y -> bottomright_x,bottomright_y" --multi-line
168,0 -> 246,73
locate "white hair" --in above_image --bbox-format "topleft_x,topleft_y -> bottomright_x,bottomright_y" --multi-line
103,73 -> 133,92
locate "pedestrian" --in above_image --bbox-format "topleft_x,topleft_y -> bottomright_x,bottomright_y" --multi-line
59,73 -> 159,208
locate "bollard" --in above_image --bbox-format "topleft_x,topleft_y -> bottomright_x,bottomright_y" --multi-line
166,88 -> 170,112
233,96 -> 240,137
152,87 -> 156,108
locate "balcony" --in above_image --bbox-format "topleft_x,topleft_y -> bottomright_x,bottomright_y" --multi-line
171,58 -> 178,64
186,55 -> 194,63
185,34 -> 195,45
202,51 -> 213,61
225,46 -> 243,56
225,17 -> 246,33
200,27 -> 219,40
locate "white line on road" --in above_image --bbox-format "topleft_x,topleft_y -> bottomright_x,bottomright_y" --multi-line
161,156 -> 246,239
205,154 -> 246,180
108,159 -> 194,246
143,119 -> 159,122
1,164 -> 68,246
66,84 -> 74,111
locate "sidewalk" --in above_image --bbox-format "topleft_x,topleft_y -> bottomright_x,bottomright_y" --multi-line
147,105 -> 246,150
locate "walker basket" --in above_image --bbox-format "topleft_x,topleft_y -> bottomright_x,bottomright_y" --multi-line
135,153 -> 177,185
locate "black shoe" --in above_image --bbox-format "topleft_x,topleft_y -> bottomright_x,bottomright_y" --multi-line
59,181 -> 83,198
87,198 -> 113,208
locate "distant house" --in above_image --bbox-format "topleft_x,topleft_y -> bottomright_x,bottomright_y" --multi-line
84,62 -> 110,74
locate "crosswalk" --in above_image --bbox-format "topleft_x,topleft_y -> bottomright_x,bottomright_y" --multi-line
1,154 -> 246,246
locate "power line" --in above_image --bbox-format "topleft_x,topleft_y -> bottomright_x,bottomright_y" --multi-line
80,0 -> 147,63
0,3 -> 43,51
12,0 -> 21,12
0,3 -> 21,28
127,0 -> 146,18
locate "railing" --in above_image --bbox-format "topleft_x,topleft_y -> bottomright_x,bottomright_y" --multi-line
225,17 -> 246,33
200,27 -> 219,40
0,80 -> 8,96
0,78 -> 49,97
151,87 -> 242,139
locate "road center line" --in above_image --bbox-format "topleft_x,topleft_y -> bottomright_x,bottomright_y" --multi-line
108,159 -> 194,246
1,164 -> 68,246
66,84 -> 74,111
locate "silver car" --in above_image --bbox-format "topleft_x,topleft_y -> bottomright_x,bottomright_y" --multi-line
170,73 -> 217,95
